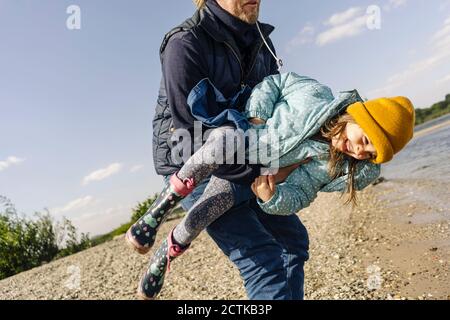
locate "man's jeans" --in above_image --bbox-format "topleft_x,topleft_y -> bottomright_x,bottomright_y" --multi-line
165,175 -> 310,300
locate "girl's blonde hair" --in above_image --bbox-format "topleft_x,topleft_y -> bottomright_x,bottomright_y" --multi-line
193,0 -> 207,9
321,113 -> 359,206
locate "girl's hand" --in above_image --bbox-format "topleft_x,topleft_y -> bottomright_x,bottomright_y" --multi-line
251,175 -> 276,203
249,117 -> 266,125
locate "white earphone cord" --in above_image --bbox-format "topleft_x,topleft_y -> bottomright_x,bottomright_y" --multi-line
256,21 -> 283,71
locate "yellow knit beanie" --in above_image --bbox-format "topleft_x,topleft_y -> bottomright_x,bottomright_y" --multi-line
346,97 -> 415,164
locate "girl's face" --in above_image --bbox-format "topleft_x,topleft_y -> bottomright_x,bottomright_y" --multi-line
331,123 -> 377,160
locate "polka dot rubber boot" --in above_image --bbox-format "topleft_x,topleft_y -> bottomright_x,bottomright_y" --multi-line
137,229 -> 189,300
125,173 -> 195,255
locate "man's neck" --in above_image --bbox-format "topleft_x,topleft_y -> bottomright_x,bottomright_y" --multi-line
207,0 -> 258,50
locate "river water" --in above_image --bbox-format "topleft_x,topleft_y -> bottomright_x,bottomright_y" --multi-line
382,115 -> 450,183
380,115 -> 450,223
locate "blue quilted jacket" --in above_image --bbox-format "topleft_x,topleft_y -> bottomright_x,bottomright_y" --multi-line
188,72 -> 381,215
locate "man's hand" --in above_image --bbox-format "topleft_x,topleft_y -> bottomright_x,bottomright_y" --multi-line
249,117 -> 266,125
251,175 -> 276,203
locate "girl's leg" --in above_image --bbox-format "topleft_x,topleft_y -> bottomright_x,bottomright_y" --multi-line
138,176 -> 236,299
126,126 -> 240,254
176,125 -> 239,184
173,176 -> 235,246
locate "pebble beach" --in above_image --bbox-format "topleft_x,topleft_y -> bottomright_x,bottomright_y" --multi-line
0,123 -> 448,300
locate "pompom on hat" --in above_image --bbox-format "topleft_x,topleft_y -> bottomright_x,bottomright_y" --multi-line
346,97 -> 415,164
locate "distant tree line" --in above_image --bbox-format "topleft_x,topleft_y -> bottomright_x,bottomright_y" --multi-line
415,94 -> 450,126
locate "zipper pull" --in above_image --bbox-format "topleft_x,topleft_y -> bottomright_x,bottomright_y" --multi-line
276,58 -> 284,72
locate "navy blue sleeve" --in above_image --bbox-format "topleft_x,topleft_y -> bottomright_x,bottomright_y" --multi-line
162,32 -> 209,130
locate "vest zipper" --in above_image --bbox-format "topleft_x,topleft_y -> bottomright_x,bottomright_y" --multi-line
246,41 -> 265,79
223,41 -> 245,88
203,28 -> 265,89
225,40 -> 265,89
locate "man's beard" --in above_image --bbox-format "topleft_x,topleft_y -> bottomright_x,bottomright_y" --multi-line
235,4 -> 260,24
239,11 -> 259,24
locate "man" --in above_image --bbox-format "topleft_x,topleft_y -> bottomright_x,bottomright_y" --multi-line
152,0 -> 309,299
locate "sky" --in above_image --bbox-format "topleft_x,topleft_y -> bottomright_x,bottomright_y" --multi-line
1,0 -> 450,236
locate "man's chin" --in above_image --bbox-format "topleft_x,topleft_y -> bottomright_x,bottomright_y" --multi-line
239,12 -> 259,24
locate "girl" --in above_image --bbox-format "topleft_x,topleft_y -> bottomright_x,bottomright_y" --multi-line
126,72 -> 415,299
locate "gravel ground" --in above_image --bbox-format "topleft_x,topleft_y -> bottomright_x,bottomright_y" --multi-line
0,180 -> 448,300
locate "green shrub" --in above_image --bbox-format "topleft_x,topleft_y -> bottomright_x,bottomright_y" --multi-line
0,197 -> 58,279
55,217 -> 91,259
0,196 -> 92,280
0,191 -> 187,279
131,194 -> 158,223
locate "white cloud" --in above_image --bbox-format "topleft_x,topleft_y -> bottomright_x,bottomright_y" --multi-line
75,205 -> 127,220
368,16 -> 450,97
287,2 -> 409,49
439,0 -> 450,12
286,24 -> 315,52
384,0 -> 408,12
324,7 -> 363,27
49,201 -> 132,236
437,74 -> 450,84
53,196 -> 95,214
130,164 -> 144,173
430,16 -> 450,48
0,156 -> 25,172
286,7 -> 367,50
71,204 -> 132,236
316,14 -> 368,46
82,163 -> 122,186
369,46 -> 450,97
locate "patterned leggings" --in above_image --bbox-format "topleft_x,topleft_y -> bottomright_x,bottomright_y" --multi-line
173,126 -> 245,246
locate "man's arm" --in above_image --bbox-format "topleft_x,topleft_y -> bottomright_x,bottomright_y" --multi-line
162,32 -> 208,130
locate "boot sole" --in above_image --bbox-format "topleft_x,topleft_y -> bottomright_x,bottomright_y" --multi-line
136,291 -> 156,300
137,278 -> 157,300
125,229 -> 151,255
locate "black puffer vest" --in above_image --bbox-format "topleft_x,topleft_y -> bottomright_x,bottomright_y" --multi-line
152,5 -> 277,176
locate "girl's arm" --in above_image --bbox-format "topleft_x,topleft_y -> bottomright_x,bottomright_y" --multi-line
252,171 -> 317,216
243,72 -> 328,122
321,161 -> 381,193
243,75 -> 281,121
354,162 -> 381,190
